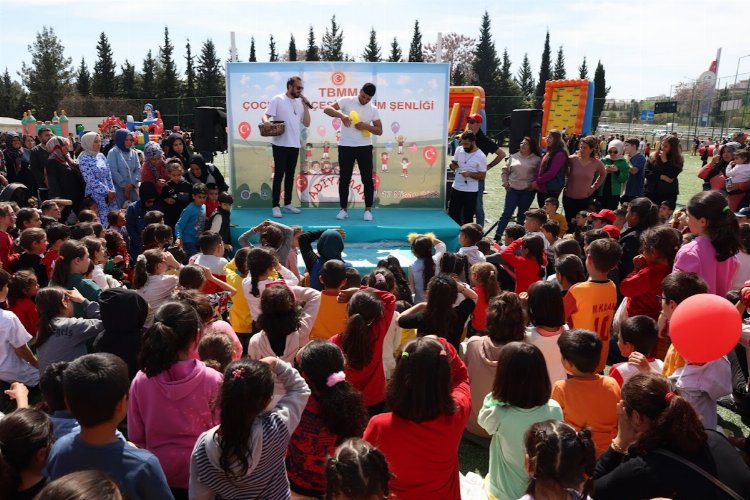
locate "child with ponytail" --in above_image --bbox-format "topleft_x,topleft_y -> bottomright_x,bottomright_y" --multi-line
7,269 -> 39,336
674,190 -> 740,296
34,286 -> 104,375
241,247 -> 299,329
408,233 -> 443,303
500,234 -> 546,293
325,438 -> 393,500
128,301 -> 223,498
522,420 -> 596,500
469,262 -> 500,333
50,240 -> 100,317
286,341 -> 369,497
189,357 -> 310,499
332,287 -> 396,415
133,248 -> 182,327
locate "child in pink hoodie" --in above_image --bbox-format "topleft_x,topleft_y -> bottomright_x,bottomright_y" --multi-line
127,301 -> 223,497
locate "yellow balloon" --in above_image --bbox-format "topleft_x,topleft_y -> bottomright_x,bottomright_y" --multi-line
348,110 -> 370,137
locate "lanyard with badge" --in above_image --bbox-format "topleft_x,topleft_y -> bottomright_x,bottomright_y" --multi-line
460,150 -> 480,184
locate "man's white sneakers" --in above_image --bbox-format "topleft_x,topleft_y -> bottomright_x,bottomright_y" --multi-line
272,207 -> 282,218
283,204 -> 301,214
336,209 -> 349,220
363,211 -> 373,221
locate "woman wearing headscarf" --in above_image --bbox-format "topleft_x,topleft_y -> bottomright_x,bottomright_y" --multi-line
597,139 -> 630,210
140,141 -> 168,195
79,132 -> 118,227
164,132 -> 191,168
298,228 -> 350,290
106,128 -> 141,207
184,153 -> 228,192
45,136 -> 85,216
3,132 -> 37,193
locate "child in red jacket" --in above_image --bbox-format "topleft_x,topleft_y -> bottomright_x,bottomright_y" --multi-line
500,234 -> 546,293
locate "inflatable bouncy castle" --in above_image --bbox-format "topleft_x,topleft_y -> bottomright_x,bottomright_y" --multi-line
541,80 -> 594,137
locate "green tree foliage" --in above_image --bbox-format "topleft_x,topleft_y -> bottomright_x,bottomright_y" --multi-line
534,30 -> 552,108
92,32 -> 116,97
250,37 -> 257,62
19,26 -> 73,117
196,39 -> 224,97
140,50 -> 157,99
388,37 -> 402,62
321,16 -> 344,61
593,60 -> 610,130
472,12 -> 500,90
119,60 -> 137,98
553,46 -> 566,80
578,56 -> 589,79
185,40 -> 196,96
305,26 -> 320,61
408,20 -> 423,62
516,53 -> 535,100
269,35 -> 278,62
288,35 -> 297,61
362,28 -> 381,62
156,27 -> 180,99
75,58 -> 91,96
0,69 -> 30,117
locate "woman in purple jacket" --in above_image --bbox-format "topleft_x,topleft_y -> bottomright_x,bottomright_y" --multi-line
532,130 -> 568,207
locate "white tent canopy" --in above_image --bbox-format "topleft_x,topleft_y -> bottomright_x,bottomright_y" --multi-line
0,117 -> 23,133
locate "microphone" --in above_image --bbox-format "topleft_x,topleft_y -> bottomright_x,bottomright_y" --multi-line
301,96 -> 313,109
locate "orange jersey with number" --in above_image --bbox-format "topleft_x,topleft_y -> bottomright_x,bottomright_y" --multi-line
563,280 -> 617,373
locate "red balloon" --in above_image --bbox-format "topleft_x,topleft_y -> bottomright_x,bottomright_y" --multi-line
669,294 -> 741,363
423,145 -> 437,166
238,121 -> 251,140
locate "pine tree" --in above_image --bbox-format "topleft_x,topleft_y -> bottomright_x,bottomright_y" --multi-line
321,16 -> 344,61
408,20 -> 423,62
305,26 -> 320,61
388,37 -> 402,62
533,30 -> 552,108
0,69 -> 19,117
119,60 -> 137,98
92,32 -> 116,97
269,35 -> 278,62
452,66 -> 466,85
19,26 -> 73,117
75,58 -> 91,96
362,28 -> 381,62
592,60 -> 610,130
578,56 -> 589,79
156,27 -> 179,99
497,48 -> 524,114
141,50 -> 156,99
185,40 -> 196,97
472,12 -> 500,91
249,37 -> 257,62
196,39 -> 224,97
553,46 -> 566,80
516,52 -> 535,99
288,35 -> 297,61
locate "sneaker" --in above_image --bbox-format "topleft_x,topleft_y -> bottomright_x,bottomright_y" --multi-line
283,204 -> 301,214
336,209 -> 348,220
363,210 -> 373,221
272,207 -> 283,218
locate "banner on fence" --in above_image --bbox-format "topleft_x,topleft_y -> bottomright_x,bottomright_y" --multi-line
226,62 -> 449,208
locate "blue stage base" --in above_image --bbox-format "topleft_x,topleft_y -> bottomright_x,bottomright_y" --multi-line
230,208 -> 459,274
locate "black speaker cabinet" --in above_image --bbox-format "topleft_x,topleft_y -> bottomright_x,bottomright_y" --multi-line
193,107 -> 228,152
508,109 -> 543,154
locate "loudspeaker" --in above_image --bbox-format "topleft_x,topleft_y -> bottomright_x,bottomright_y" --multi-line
508,109 -> 543,154
193,107 -> 228,152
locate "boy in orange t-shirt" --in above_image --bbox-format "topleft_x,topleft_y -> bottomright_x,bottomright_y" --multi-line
551,329 -> 620,456
563,237 -> 622,373
308,259 -> 349,340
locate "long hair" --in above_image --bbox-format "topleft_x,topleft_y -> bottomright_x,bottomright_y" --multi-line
687,190 -> 741,262
246,247 -> 275,297
640,226 -> 681,268
623,373 -> 707,455
35,470 -> 121,500
217,359 -> 274,477
50,240 -> 87,286
523,234 -> 546,277
300,341 -> 368,440
578,135 -> 599,159
411,236 -> 436,291
627,197 -> 659,231
34,287 -> 67,349
539,130 -> 568,174
471,262 -> 500,305
0,409 -> 53,495
439,251 -> 470,283
138,302 -> 201,377
7,269 -> 36,306
423,274 -> 458,339
256,284 -> 301,346
340,291 -> 384,370
132,249 -> 165,289
651,135 -> 684,172
492,342 -> 551,408
377,255 -> 411,302
325,438 -> 392,500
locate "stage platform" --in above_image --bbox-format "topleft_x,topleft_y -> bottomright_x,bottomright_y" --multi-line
230,208 -> 459,273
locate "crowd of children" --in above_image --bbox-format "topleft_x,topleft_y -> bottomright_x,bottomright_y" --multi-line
3,137 -> 750,500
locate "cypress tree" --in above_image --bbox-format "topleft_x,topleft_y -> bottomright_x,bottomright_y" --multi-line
269,35 -> 278,62
249,37 -> 257,62
92,32 -> 116,97
185,40 -> 196,97
552,45 -> 566,80
533,30 -> 552,108
156,27 -> 179,98
305,26 -> 320,61
592,60 -> 609,130
119,60 -> 137,98
408,20 -> 423,62
516,52 -> 535,99
75,58 -> 91,96
140,50 -> 156,99
578,56 -> 589,79
288,35 -> 297,61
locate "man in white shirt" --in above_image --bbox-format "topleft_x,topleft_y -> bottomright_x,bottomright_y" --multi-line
262,76 -> 311,218
323,83 -> 383,221
448,131 -> 487,225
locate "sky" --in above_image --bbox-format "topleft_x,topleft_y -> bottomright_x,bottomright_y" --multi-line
1,0 -> 749,101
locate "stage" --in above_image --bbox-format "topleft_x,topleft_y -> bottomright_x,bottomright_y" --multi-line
230,208 -> 459,273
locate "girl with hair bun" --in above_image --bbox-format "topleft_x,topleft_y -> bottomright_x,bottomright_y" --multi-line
286,341 -> 369,497
128,301 -> 223,498
325,438 -> 392,500
133,248 -> 182,327
332,287 -> 396,416
594,373 -> 750,499
189,357 -> 310,499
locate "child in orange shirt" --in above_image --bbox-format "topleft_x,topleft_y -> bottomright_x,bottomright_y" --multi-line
308,260 -> 349,341
563,238 -> 622,373
551,329 -> 620,456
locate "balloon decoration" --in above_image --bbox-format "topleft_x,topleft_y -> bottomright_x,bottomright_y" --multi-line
349,111 -> 370,137
422,146 -> 437,166
238,121 -> 251,140
669,294 -> 741,363
385,141 -> 394,152
408,142 -> 418,154
332,117 -> 342,130
317,125 -> 326,138
391,121 -> 400,134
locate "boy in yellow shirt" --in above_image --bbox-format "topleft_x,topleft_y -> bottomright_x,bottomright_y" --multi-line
308,260 -> 349,340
